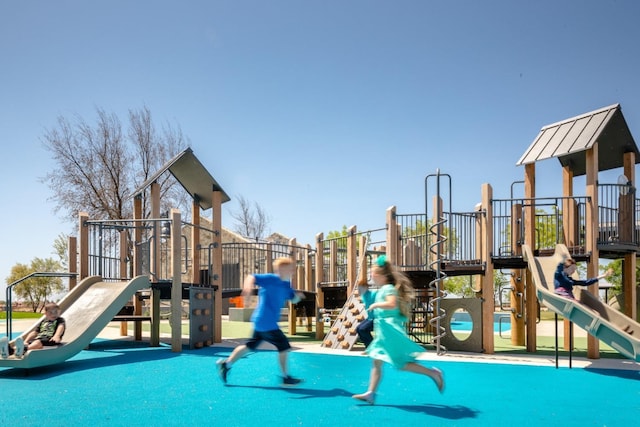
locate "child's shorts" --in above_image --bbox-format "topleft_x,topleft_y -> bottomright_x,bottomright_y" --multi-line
246,329 -> 291,352
554,287 -> 575,300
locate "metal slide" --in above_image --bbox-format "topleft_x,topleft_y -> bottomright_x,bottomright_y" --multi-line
0,275 -> 151,369
522,244 -> 640,362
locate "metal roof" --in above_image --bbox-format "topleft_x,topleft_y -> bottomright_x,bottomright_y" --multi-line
132,147 -> 230,210
516,104 -> 639,176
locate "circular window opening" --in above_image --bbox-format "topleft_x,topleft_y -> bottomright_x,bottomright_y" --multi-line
449,307 -> 473,342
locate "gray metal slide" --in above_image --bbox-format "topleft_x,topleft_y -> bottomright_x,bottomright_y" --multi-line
522,244 -> 640,362
0,275 -> 151,369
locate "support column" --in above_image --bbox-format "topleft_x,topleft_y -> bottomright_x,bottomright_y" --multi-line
78,212 -> 89,281
623,152 -> 637,320
68,236 -> 77,290
524,163 -> 537,352
170,209 -> 182,352
562,166 -> 575,350
133,195 -> 144,341
150,182 -> 161,347
481,183 -> 494,354
211,190 -> 223,343
585,145 -> 600,359
510,203 -> 525,346
315,233 -> 325,339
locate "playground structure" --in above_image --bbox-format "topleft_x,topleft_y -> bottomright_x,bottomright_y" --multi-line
3,104 -> 640,369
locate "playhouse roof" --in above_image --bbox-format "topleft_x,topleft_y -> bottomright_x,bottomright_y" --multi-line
132,147 -> 230,210
516,104 -> 640,176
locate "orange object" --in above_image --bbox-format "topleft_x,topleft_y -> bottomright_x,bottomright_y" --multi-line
229,297 -> 244,308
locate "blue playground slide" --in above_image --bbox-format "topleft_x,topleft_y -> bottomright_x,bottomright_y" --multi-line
0,275 -> 151,369
522,244 -> 640,362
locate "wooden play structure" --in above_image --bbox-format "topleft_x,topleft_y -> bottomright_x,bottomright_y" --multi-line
4,104 -> 640,367
314,103 -> 640,360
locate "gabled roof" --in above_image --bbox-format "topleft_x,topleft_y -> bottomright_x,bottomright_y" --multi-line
517,104 -> 639,176
132,147 -> 230,210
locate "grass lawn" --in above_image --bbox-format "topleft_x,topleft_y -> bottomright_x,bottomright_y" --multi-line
0,311 -> 42,320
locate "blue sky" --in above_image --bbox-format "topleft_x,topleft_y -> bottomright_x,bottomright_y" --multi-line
2,1 -> 640,296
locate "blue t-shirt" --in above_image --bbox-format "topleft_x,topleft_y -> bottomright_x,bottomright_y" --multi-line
360,289 -> 376,320
251,273 -> 295,332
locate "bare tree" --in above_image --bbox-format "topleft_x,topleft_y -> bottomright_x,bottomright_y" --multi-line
230,195 -> 271,240
40,106 -> 189,222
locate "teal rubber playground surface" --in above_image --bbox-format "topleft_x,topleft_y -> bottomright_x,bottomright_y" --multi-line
1,335 -> 638,427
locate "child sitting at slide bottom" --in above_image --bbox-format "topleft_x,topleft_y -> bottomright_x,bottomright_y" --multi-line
0,302 -> 66,359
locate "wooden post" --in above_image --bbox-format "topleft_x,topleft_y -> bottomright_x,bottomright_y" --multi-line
481,183 -> 494,354
133,195 -> 144,341
211,190 -> 223,343
149,182 -> 161,347
386,206 -> 398,264
431,196 -> 444,270
510,203 -> 525,346
623,152 -> 637,320
346,226 -> 357,297
315,233 -> 325,339
170,209 -> 182,352
305,244 -> 313,293
329,240 -> 337,284
585,145 -> 600,359
562,166 -> 575,350
78,212 -> 89,281
305,244 -> 313,331
289,238 -> 298,336
68,236 -> 77,290
524,163 -> 537,352
191,198 -> 201,285
119,229 -> 129,336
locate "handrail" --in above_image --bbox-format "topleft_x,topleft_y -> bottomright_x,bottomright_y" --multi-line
4,272 -> 77,339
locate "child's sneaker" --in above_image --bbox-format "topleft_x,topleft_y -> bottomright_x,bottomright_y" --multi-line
0,337 -> 8,359
216,360 -> 230,384
282,375 -> 302,386
352,391 -> 375,404
14,337 -> 25,358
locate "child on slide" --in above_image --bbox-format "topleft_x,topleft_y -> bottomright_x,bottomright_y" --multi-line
554,257 -> 612,300
0,302 -> 66,359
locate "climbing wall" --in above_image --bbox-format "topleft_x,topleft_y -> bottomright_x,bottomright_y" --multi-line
321,234 -> 371,350
321,292 -> 368,350
189,286 -> 214,349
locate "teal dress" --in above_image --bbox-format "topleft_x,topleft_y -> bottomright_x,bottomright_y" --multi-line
365,284 -> 425,368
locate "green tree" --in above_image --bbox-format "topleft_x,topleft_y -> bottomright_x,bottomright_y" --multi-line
499,206 -> 561,253
326,226 -> 349,241
7,258 -> 64,312
52,233 -> 69,270
600,258 -> 640,296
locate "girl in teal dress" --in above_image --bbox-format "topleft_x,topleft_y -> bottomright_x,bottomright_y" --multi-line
352,256 -> 444,404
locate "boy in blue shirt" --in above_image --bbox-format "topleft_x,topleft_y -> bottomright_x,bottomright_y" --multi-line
217,257 -> 304,386
356,279 -> 376,348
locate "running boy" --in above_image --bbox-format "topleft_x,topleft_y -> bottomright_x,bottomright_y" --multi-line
217,257 -> 304,386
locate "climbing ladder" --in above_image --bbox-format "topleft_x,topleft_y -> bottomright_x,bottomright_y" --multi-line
321,236 -> 370,350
